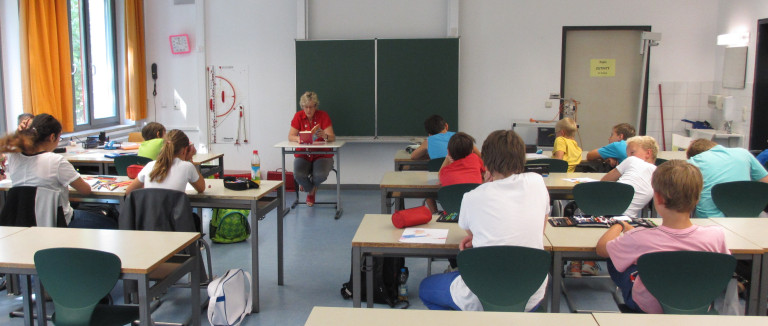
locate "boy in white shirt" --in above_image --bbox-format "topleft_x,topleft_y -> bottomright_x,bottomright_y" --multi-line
601,135 -> 659,218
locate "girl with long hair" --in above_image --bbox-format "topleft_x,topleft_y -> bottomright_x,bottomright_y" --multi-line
125,129 -> 205,195
0,113 -> 117,228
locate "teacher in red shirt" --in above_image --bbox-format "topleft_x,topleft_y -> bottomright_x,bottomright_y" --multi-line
288,91 -> 336,207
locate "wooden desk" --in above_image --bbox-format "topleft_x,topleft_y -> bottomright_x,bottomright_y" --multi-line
379,171 -> 439,213
0,178 -> 285,314
350,214 -> 553,308
274,141 -> 345,219
306,306 -> 598,326
351,214 -> 465,308
61,149 -> 224,178
592,312 -> 768,326
379,171 -> 605,213
545,218 -> 763,314
394,149 -> 428,171
0,227 -> 200,326
0,226 -> 26,239
709,218 -> 768,316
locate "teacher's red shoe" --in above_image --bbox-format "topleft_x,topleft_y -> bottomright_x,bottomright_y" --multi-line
306,193 -> 315,207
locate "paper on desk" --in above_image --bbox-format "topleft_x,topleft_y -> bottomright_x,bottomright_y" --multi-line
563,177 -> 598,184
399,228 -> 448,244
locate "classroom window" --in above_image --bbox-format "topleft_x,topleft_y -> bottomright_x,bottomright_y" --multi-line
69,0 -> 119,130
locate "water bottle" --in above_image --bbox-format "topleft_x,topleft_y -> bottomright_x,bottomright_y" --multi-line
251,150 -> 261,185
397,267 -> 409,301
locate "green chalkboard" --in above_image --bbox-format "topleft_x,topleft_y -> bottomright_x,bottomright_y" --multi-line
296,40 -> 375,136
377,38 -> 459,136
295,38 -> 458,137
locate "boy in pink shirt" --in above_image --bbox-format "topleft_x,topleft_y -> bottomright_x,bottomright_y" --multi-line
596,160 -> 730,313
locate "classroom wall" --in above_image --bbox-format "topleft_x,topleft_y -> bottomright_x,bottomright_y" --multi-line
4,1 -> 757,184
713,0 -> 768,146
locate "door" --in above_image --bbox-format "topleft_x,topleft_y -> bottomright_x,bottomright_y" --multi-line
562,27 -> 650,151
750,18 -> 768,150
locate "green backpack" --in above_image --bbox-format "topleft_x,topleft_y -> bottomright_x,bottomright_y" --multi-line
209,209 -> 251,243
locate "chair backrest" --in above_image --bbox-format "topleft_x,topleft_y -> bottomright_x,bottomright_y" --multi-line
114,155 -> 153,176
119,188 -> 197,232
427,158 -> 444,172
457,246 -> 550,312
0,187 -> 66,227
655,158 -> 668,166
711,181 -> 768,217
573,181 -> 634,216
527,158 -> 568,173
34,248 -> 121,325
638,251 -> 736,314
437,183 -> 480,215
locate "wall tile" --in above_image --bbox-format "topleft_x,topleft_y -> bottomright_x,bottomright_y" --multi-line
687,82 -> 701,95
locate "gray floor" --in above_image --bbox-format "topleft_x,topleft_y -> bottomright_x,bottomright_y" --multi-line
0,190 -> 671,325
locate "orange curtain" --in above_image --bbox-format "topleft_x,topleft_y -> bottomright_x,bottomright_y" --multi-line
124,0 -> 147,121
19,0 -> 75,131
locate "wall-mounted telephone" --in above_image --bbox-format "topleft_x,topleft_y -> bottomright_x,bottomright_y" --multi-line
151,63 -> 157,96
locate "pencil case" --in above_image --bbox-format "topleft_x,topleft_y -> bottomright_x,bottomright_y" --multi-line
391,206 -> 432,229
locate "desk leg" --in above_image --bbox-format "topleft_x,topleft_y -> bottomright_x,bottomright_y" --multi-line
747,254 -> 762,315
281,149 -> 291,216
760,253 -> 768,316
551,251 -> 563,313
250,201 -> 260,313
218,155 -> 224,179
20,275 -> 33,326
190,245 -> 201,326
33,276 -> 47,325
335,149 -> 342,219
138,274 -> 151,326
352,247 -> 361,308
365,255 -> 374,308
277,185 -> 285,285
380,189 -> 389,214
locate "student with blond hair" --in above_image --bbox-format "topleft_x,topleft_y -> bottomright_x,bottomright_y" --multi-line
601,135 -> 659,218
552,117 -> 581,172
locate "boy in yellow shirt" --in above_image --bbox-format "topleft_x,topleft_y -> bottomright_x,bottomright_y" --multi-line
552,118 -> 582,172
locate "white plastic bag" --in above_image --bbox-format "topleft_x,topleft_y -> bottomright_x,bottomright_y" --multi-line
207,269 -> 253,326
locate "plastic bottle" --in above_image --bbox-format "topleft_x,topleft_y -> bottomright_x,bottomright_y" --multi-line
397,267 -> 409,301
251,150 -> 261,185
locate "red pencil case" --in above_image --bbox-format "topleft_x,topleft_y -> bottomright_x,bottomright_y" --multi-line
392,206 -> 432,229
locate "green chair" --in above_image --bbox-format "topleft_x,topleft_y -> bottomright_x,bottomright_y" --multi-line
437,183 -> 480,215
113,155 -> 152,176
655,158 -> 668,166
711,181 -> 768,217
638,251 -> 736,314
427,158 -> 444,172
457,245 -> 550,312
34,248 -> 139,326
527,158 -> 568,173
573,182 -> 634,216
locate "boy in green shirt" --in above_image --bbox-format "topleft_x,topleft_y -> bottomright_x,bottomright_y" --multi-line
137,122 -> 166,160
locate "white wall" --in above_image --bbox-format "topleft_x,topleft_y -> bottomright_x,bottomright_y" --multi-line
143,0 -> 732,184
3,0 -> 750,183
713,0 -> 768,147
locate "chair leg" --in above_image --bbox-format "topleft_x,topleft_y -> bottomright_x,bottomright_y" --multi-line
199,239 -> 214,284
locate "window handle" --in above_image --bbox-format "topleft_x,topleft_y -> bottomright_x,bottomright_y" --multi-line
71,63 -> 78,75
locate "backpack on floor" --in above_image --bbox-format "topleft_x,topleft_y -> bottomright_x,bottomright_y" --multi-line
340,253 -> 408,308
209,209 -> 251,243
207,269 -> 252,326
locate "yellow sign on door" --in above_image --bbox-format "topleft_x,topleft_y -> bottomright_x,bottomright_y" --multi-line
590,59 -> 615,77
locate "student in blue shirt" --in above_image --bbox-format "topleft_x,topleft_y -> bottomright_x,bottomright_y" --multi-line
586,123 -> 636,168
686,139 -> 768,217
410,115 -> 455,160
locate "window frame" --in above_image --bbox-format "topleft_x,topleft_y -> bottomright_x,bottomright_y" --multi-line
69,0 -> 121,132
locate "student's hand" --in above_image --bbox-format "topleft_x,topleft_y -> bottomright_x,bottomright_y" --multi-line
310,124 -> 321,135
186,144 -> 197,161
17,118 -> 31,131
605,158 -> 618,167
459,234 -> 474,250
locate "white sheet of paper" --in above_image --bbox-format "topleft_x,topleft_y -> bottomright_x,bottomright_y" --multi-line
399,228 -> 449,244
563,177 -> 599,184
